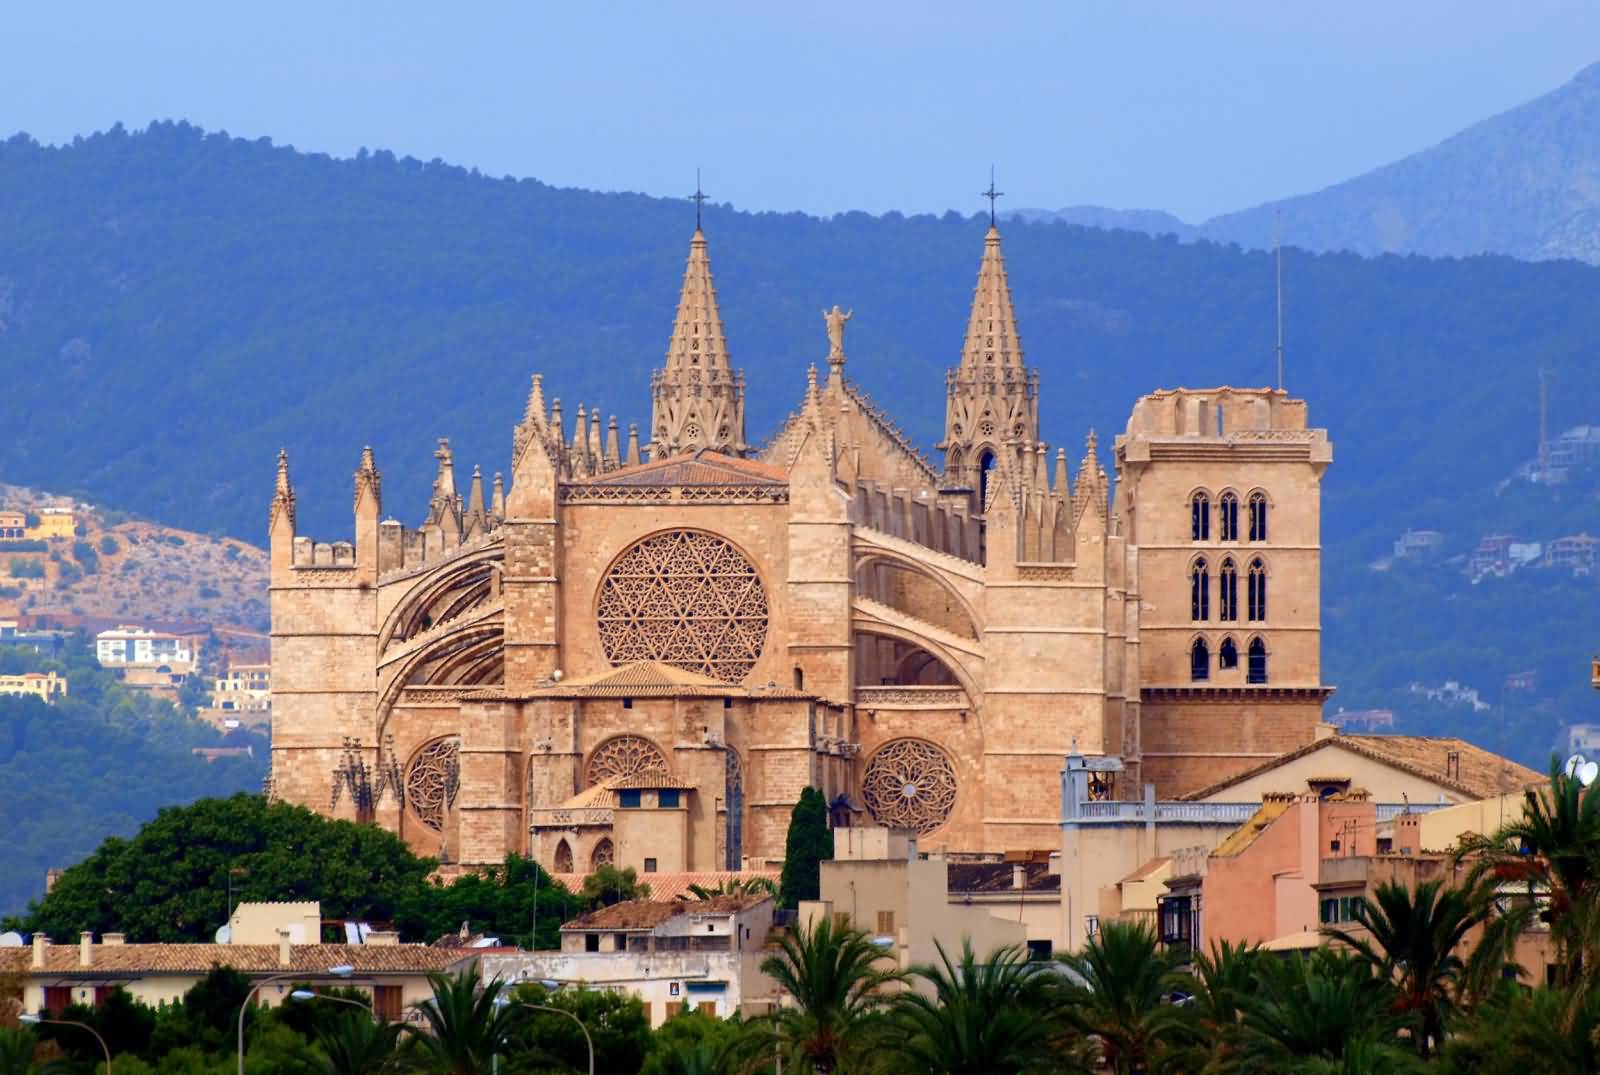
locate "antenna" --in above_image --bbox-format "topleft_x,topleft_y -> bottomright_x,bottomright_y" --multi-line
689,169 -> 709,231
1274,211 -> 1285,392
981,165 -> 1004,228
1539,366 -> 1550,482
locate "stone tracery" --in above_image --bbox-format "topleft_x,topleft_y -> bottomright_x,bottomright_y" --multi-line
405,736 -> 461,832
585,734 -> 671,787
595,530 -> 768,682
860,738 -> 958,834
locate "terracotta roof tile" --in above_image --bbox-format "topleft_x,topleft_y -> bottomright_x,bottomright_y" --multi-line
1,943 -> 467,977
1212,797 -> 1296,857
582,450 -> 787,488
1180,734 -> 1542,802
560,891 -> 770,931
945,861 -> 1060,893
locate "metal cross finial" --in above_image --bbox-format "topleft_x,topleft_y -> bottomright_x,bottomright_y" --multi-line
689,168 -> 709,230
981,165 -> 1004,227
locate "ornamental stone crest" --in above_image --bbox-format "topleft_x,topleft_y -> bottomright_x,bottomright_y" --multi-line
861,738 -> 958,834
585,734 -> 671,787
595,530 -> 768,682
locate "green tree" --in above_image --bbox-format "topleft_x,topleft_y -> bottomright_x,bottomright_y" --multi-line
20,795 -> 435,941
778,787 -> 830,910
1151,939 -> 1265,1075
508,982 -> 653,1075
1233,949 -> 1414,1074
1324,877 -> 1489,1057
639,1010 -> 747,1075
1061,920 -> 1180,1075
1439,980 -> 1600,1075
0,1028 -> 52,1075
578,864 -> 650,909
881,939 -> 1080,1075
407,965 -> 521,1075
675,877 -> 777,902
394,854 -> 580,949
758,915 -> 901,1075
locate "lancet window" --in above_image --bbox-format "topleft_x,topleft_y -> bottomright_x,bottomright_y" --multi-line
1247,558 -> 1267,621
1190,638 -> 1210,681
1191,558 -> 1210,622
1248,492 -> 1268,541
1219,491 -> 1239,541
1219,558 -> 1239,621
1247,637 -> 1269,684
1219,636 -> 1239,670
1191,492 -> 1210,541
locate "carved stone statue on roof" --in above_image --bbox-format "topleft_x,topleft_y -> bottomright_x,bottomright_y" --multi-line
822,305 -> 852,362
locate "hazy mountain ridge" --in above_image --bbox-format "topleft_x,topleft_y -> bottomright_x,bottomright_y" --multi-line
1,122 -> 1599,765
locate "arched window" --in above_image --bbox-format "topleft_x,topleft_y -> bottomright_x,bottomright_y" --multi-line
1219,492 -> 1239,541
1219,558 -> 1239,621
1191,492 -> 1210,541
553,838 -> 573,874
589,837 -> 614,871
1247,637 -> 1268,684
1190,638 -> 1210,681
979,450 -> 996,508
1219,637 -> 1239,670
1248,558 -> 1267,621
1190,558 -> 1210,621
1248,492 -> 1268,542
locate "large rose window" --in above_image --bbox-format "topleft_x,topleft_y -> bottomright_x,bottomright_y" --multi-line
596,530 -> 768,682
861,739 -> 958,834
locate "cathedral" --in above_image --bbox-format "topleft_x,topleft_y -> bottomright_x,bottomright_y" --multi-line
267,220 -> 1334,876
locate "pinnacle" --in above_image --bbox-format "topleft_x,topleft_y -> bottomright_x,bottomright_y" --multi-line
959,224 -> 1025,371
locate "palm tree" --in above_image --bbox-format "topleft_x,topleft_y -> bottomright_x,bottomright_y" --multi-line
0,1029 -> 56,1075
1438,979 -> 1600,1075
1231,949 -> 1411,1073
407,965 -> 524,1075
1062,919 -> 1180,1074
313,1010 -> 404,1075
1151,939 -> 1265,1075
758,915 -> 903,1074
1456,760 -> 1600,985
1323,877 -> 1488,1058
877,939 -> 1080,1075
676,877 -> 778,902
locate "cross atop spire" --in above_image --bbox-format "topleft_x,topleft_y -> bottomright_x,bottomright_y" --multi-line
689,169 -> 709,231
649,221 -> 748,458
981,165 -> 1004,228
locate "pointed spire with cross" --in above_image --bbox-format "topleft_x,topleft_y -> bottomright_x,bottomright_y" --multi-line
689,169 -> 709,231
981,165 -> 1004,228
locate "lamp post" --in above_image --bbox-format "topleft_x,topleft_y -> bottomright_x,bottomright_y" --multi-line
289,989 -> 372,1018
237,965 -> 353,1075
20,1013 -> 111,1075
495,988 -> 595,1075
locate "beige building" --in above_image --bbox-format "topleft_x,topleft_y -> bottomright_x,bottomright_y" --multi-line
800,827 -> 1030,971
479,893 -> 775,1026
0,670 -> 67,703
268,221 -> 1335,874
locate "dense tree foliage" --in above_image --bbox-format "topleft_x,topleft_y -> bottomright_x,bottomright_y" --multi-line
778,787 -> 830,910
0,637 -> 265,919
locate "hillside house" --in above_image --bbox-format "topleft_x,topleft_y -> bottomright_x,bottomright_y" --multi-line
0,671 -> 67,703
95,625 -> 194,669
0,512 -> 25,539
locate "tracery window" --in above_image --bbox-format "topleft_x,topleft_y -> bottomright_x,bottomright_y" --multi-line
585,735 -> 670,787
590,838 -> 614,870
404,737 -> 460,832
1248,492 -> 1268,542
1248,638 -> 1268,684
1219,558 -> 1239,621
1191,558 -> 1210,622
861,739 -> 958,835
1190,638 -> 1210,681
595,530 -> 769,682
724,750 -> 744,869
1248,558 -> 1267,621
1219,492 -> 1239,541
1219,637 -> 1239,670
553,839 -> 573,874
1191,492 -> 1210,541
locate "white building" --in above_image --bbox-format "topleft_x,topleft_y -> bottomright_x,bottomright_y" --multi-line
477,894 -> 775,1026
95,625 -> 194,668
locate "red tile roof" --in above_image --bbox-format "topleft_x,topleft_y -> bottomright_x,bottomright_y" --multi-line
581,450 -> 787,488
560,892 -> 770,931
0,943 -> 468,977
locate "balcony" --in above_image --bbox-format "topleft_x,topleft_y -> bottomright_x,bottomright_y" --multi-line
528,807 -> 614,828
1069,801 -> 1259,825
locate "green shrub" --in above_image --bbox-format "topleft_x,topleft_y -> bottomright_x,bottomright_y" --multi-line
98,535 -> 119,555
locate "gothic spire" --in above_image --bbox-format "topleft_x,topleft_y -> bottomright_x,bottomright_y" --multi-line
269,448 -> 296,533
648,227 -> 747,458
959,224 -> 1025,371
353,445 -> 381,517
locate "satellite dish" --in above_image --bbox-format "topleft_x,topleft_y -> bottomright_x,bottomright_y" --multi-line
1564,755 -> 1598,786
0,931 -> 23,947
214,925 -> 232,944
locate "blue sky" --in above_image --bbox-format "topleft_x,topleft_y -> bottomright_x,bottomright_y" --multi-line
6,2 -> 1599,221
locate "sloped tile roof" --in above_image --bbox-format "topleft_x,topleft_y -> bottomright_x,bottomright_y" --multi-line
560,892 -> 770,931
1180,734 -> 1542,802
1,943 -> 468,977
1212,796 -> 1297,857
945,861 -> 1060,893
583,450 -> 788,488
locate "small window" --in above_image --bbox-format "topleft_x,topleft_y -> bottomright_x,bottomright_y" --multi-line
1377,837 -> 1393,854
1191,492 -> 1210,541
832,911 -> 850,930
622,697 -> 633,709
723,697 -> 732,709
1218,637 -> 1238,670
1190,638 -> 1210,682
643,858 -> 657,873
1219,492 -> 1239,541
1247,638 -> 1268,684
619,789 -> 642,809
614,932 -> 628,950
585,933 -> 600,952
658,789 -> 680,809
876,910 -> 896,935
1248,492 -> 1268,541
1190,559 -> 1210,621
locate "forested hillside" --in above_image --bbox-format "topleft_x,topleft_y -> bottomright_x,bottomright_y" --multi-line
1,122 -> 1598,765
0,637 -> 266,916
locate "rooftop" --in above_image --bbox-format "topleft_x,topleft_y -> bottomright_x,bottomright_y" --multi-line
579,449 -> 787,488
946,861 -> 1060,893
1212,796 -> 1297,857
560,893 -> 767,932
2,943 -> 467,976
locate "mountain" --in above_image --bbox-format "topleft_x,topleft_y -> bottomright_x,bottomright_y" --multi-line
1007,205 -> 1196,239
1,122 -> 1599,766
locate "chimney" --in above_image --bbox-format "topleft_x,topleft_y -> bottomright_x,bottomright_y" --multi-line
79,931 -> 93,968
1446,750 -> 1462,782
31,933 -> 47,970
103,933 -> 126,946
277,928 -> 292,969
1012,864 -> 1028,891
364,931 -> 399,946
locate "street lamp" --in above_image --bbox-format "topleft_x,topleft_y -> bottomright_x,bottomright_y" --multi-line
289,989 -> 373,1018
494,990 -> 595,1075
20,1012 -> 112,1075
237,965 -> 354,1075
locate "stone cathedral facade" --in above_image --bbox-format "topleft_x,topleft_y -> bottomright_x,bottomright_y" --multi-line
267,223 -> 1334,875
